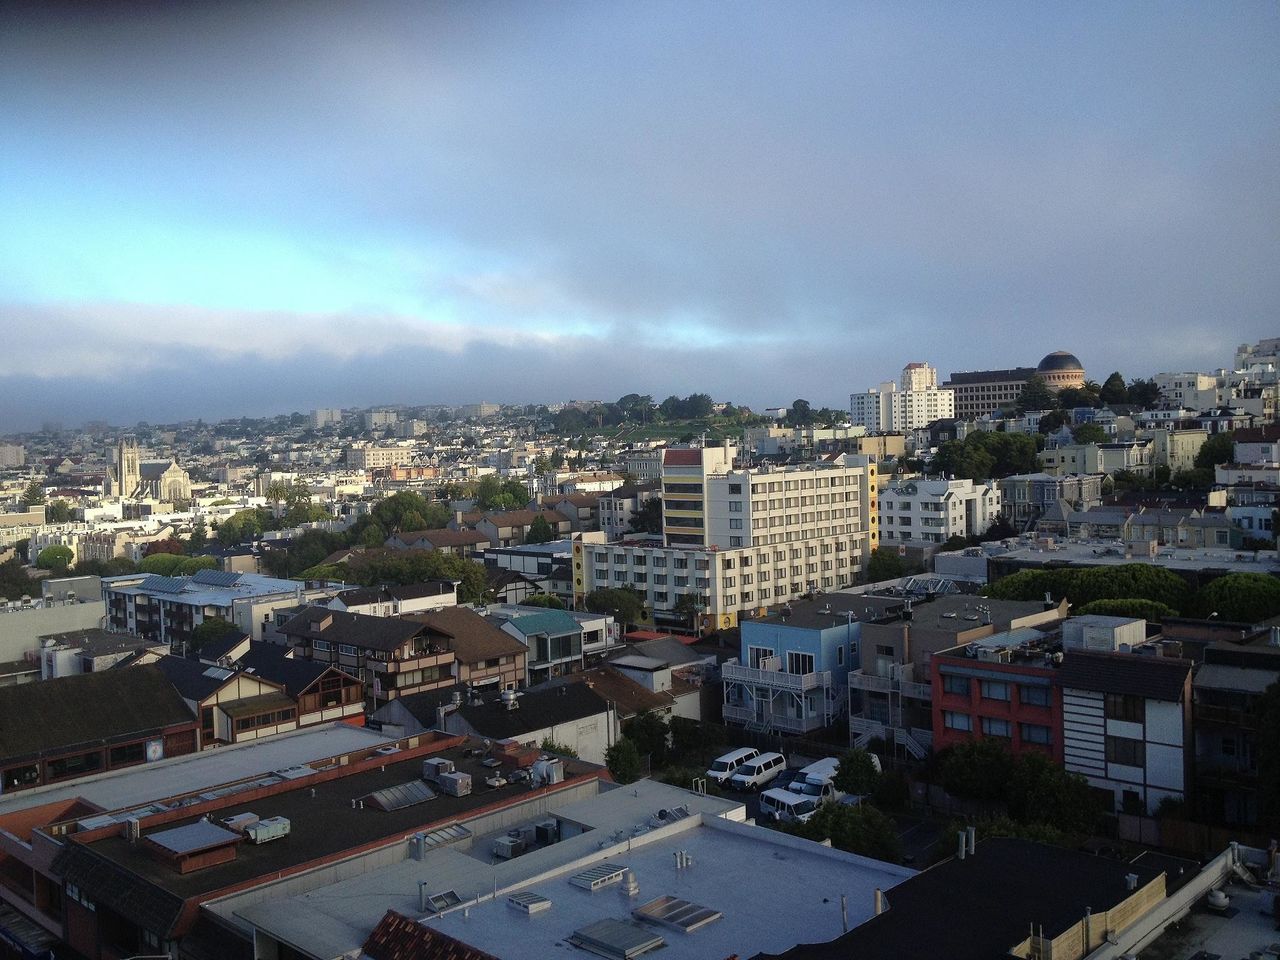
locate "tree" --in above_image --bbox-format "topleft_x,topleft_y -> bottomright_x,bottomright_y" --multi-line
145,537 -> 186,557
977,516 -> 1017,542
672,592 -> 705,631
1194,432 -> 1234,470
1037,411 -> 1068,435
188,518 -> 208,551
938,739 -> 1015,802
20,481 -> 45,507
474,475 -> 530,512
866,548 -> 906,583
623,712 -> 670,768
525,515 -> 555,544
264,479 -> 290,506
605,738 -> 643,784
1126,378 -> 1161,409
940,535 -> 969,552
191,616 -> 238,652
1071,423 -> 1107,445
1099,371 -> 1129,405
833,749 -> 881,796
786,399 -> 814,426
787,802 -> 902,863
523,592 -> 565,609
585,587 -> 644,626
139,553 -> 185,576
1191,573 -> 1280,623
45,500 -> 74,523
370,491 -> 450,533
1016,376 -> 1058,414
0,557 -> 36,601
177,556 -> 219,575
628,498 -> 662,535
669,717 -> 724,765
352,549 -> 489,603
36,545 -> 73,572
539,737 -> 579,758
1005,750 -> 1101,835
73,556 -> 137,577
1074,598 -> 1178,621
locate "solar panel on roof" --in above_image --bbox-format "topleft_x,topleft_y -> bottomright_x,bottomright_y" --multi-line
191,569 -> 242,587
141,575 -> 187,594
365,779 -> 437,812
632,895 -> 723,933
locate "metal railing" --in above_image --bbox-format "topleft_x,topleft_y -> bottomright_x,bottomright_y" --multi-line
848,671 -> 892,693
721,662 -> 830,691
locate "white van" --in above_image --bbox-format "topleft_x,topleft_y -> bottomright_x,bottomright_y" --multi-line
705,748 -> 759,786
727,751 -> 786,791
760,788 -> 819,824
797,757 -> 846,805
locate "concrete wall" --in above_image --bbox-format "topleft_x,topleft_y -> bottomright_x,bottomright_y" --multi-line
0,601 -> 106,663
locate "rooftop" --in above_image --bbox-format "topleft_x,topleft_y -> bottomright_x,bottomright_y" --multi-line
991,540 -> 1280,574
236,778 -> 911,960
1059,650 -> 1192,702
102,569 -> 314,604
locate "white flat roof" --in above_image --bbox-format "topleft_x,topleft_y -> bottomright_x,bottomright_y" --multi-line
234,779 -> 913,960
0,723 -> 391,816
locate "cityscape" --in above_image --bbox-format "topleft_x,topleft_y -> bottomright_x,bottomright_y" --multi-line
1,4 -> 1278,960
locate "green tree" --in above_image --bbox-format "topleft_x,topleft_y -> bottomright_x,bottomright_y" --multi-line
867,547 -> 906,582
523,592 -> 565,609
1071,423 -> 1107,445
939,739 -> 1016,802
1194,432 -> 1235,470
585,587 -> 644,626
1126,378 -> 1161,409
45,500 -> 74,523
218,507 -> 273,545
264,479 -> 290,506
623,711 -> 670,768
605,738 -> 644,784
352,549 -> 489,603
474,475 -> 530,512
538,737 -> 579,758
188,517 -> 208,551
525,515 -> 555,544
177,556 -> 219,575
296,563 -> 348,582
628,498 -> 663,535
192,615 -> 239,652
941,535 -> 969,552
73,556 -> 138,577
833,749 -> 881,796
668,717 -> 725,765
370,491 -> 450,533
787,803 -> 902,863
139,553 -> 185,576
1016,376 -> 1058,413
1005,750 -> 1101,834
1191,573 -> 1280,623
1074,598 -> 1178,621
21,481 -> 45,507
672,592 -> 705,632
0,557 -> 36,601
1070,565 -> 1186,611
786,399 -> 814,426
36,545 -> 73,572
1037,411 -> 1068,435
1098,371 -> 1129,405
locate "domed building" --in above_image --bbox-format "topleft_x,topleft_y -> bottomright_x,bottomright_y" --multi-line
1036,351 -> 1085,392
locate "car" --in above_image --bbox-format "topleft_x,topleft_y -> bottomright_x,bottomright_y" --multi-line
705,748 -> 760,786
727,752 -> 786,792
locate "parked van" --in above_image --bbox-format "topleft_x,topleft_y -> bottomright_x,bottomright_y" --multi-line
727,751 -> 786,791
797,756 -> 846,805
705,748 -> 759,786
759,788 -> 819,824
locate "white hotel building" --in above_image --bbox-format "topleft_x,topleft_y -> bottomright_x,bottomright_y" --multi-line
850,362 -> 955,434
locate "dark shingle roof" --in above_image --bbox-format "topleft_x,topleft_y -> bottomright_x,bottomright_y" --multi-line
0,665 -> 194,762
363,910 -> 499,960
1059,650 -> 1192,702
532,666 -> 672,718
278,606 -> 427,653
152,655 -> 244,701
453,683 -> 610,739
236,643 -> 337,696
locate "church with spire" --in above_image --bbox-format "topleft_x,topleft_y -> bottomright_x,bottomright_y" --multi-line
105,436 -> 192,502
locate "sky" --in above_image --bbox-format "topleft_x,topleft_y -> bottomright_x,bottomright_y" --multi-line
1,1 -> 1277,431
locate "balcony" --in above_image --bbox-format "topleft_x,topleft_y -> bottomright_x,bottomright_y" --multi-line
848,671 -> 892,693
900,679 -> 932,701
723,702 -> 825,734
722,661 -> 830,692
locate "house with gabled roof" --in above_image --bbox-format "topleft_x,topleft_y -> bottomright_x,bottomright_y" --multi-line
236,643 -> 365,728
152,655 -> 299,748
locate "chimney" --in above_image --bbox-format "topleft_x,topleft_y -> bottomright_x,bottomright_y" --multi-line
419,880 -> 431,912
957,831 -> 966,860
412,832 -> 426,861
1124,873 -> 1138,891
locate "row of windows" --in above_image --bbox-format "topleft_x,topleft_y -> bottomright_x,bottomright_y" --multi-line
942,712 -> 1052,743
941,675 -> 1052,707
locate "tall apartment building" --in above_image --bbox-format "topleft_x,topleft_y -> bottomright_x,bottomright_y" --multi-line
362,408 -> 397,429
346,445 -> 411,470
310,408 -> 343,428
573,450 -> 878,631
850,363 -> 955,433
0,444 -> 24,468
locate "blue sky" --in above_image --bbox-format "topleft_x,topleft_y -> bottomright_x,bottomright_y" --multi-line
1,1 -> 1277,430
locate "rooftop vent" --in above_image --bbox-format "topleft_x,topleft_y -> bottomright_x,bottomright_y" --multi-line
507,891 -> 552,915
632,895 -> 723,933
567,918 -> 665,960
570,862 -> 628,891
418,885 -> 462,914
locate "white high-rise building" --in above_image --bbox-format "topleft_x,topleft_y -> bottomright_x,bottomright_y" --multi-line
849,363 -> 954,433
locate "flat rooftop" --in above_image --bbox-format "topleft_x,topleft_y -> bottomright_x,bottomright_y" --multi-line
756,593 -> 904,631
235,779 -> 913,960
993,541 -> 1280,575
1137,878 -> 1280,960
0,722 -> 391,817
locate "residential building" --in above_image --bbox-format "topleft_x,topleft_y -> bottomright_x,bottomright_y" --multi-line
386,528 -> 492,559
489,607 -> 592,683
617,448 -> 663,482
1154,371 -> 1225,411
543,492 -> 601,532
998,472 -> 1104,531
1191,625 -> 1280,827
310,407 -> 343,428
152,654 -> 303,747
879,477 -> 1001,546
278,606 -> 457,707
1040,439 -> 1154,477
659,443 -> 737,547
103,569 -> 339,646
326,580 -> 459,617
346,444 -> 410,470
0,444 -> 25,468
849,362 -> 955,433
931,628 -> 1063,761
598,482 -> 659,540
475,508 -> 572,548
234,642 -> 365,727
363,407 -> 398,429
35,629 -> 167,679
1139,426 -> 1209,473
1060,650 -> 1193,816
849,595 -> 1069,759
0,666 -> 198,797
723,593 -> 903,734
403,605 -> 528,690
434,683 -> 616,764
1232,423 -> 1280,464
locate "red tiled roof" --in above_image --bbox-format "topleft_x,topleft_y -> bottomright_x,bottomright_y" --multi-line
363,910 -> 499,960
663,448 -> 702,466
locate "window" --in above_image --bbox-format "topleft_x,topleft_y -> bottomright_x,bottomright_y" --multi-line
1020,723 -> 1052,745
980,680 -> 1010,701
875,644 -> 894,657
981,717 -> 1011,738
1105,693 -> 1144,723
729,501 -> 743,512
338,644 -> 357,656
730,536 -> 743,547
46,751 -> 103,781
313,639 -> 331,652
1106,736 -> 1145,767
1019,685 -> 1051,707
787,651 -> 815,675
943,675 -> 969,696
943,711 -> 972,731
728,483 -> 743,494
729,518 -> 744,529
109,742 -> 145,767
837,645 -> 845,666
